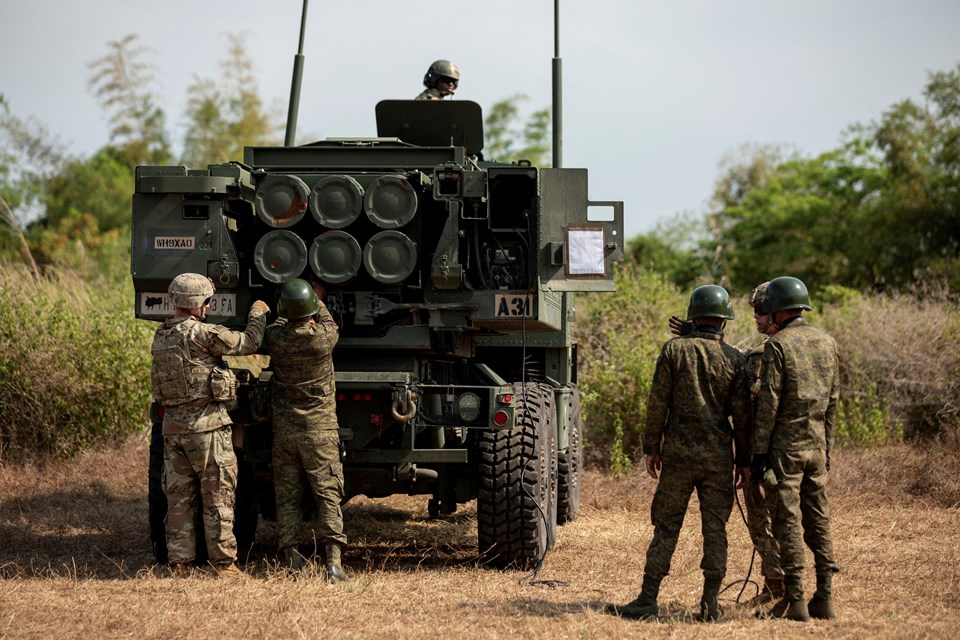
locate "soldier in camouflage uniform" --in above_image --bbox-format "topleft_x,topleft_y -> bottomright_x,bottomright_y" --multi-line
609,285 -> 751,622
151,273 -> 268,578
261,279 -> 347,582
751,276 -> 839,622
739,282 -> 784,604
669,284 -> 784,604
415,59 -> 460,100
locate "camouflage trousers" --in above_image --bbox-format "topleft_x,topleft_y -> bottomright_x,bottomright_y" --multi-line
643,463 -> 734,581
162,427 -> 238,565
743,476 -> 783,580
273,429 -> 347,550
769,449 -> 838,578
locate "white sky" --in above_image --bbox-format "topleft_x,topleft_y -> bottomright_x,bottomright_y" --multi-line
3,0 -> 959,239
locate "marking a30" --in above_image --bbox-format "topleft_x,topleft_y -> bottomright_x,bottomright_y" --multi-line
495,294 -> 533,317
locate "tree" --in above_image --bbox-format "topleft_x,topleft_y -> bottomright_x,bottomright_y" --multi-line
181,33 -> 281,167
484,94 -> 550,167
87,34 -> 172,167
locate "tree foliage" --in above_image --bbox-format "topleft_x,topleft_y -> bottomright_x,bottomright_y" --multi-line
483,94 -> 551,167
704,62 -> 960,293
87,34 -> 172,167
181,33 -> 281,167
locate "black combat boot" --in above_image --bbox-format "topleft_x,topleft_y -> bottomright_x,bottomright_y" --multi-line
696,577 -> 724,622
324,541 -> 347,583
808,573 -> 836,620
605,574 -> 661,620
282,547 -> 304,574
766,575 -> 810,621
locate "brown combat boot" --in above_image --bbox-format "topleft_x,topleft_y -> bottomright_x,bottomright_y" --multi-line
808,573 -> 836,620
212,562 -> 246,580
605,575 -> 661,620
168,563 -> 192,578
324,542 -> 347,583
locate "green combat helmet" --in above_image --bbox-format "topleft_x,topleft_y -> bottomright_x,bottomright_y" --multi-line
168,273 -> 215,310
762,276 -> 812,315
423,59 -> 460,88
686,284 -> 735,320
278,278 -> 320,319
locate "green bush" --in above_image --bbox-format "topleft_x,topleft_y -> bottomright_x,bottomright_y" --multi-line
0,265 -> 154,461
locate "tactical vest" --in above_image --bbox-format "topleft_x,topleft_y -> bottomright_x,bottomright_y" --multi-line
151,318 -> 216,406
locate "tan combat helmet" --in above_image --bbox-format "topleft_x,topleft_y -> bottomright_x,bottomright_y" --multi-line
748,281 -> 770,310
168,273 -> 215,310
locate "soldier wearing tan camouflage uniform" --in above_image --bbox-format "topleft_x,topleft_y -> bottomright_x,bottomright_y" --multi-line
151,273 -> 268,578
415,59 -> 460,100
609,285 -> 751,622
261,279 -> 347,582
751,276 -> 839,622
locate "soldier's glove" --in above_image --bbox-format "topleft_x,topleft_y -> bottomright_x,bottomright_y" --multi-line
250,300 -> 270,316
750,453 -> 769,480
669,315 -> 693,337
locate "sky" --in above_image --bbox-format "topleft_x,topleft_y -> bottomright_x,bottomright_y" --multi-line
3,0 -> 959,239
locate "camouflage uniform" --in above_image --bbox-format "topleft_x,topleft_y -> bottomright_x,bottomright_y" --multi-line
415,87 -> 445,101
262,301 -> 346,551
641,327 -> 751,582
742,339 -> 784,585
753,317 -> 840,589
151,308 -> 266,565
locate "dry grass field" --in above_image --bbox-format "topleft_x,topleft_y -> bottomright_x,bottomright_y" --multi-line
2,436 -> 958,640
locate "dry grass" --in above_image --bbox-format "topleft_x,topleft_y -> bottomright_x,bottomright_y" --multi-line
2,439 -> 959,639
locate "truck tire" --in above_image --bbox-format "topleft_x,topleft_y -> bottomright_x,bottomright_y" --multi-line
148,420 -> 169,565
477,383 -> 558,569
147,419 -> 208,566
557,384 -> 582,524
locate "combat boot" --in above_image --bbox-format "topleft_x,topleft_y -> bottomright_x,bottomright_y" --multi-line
695,577 -> 724,622
765,575 -> 810,622
212,562 -> 246,580
744,575 -> 784,607
282,547 -> 305,574
808,573 -> 836,620
324,541 -> 347,583
605,575 -> 661,620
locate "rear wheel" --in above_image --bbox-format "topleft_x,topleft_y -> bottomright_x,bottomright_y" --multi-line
476,383 -> 558,569
557,384 -> 583,524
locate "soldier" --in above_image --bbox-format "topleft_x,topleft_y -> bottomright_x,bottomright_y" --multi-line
740,283 -> 785,604
751,276 -> 839,621
261,278 -> 347,583
609,285 -> 751,622
668,284 -> 784,604
415,59 -> 460,100
151,273 -> 268,578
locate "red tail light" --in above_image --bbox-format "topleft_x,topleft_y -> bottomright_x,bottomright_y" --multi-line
493,410 -> 509,426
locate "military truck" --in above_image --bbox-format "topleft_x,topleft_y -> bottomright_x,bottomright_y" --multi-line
135,91 -> 623,569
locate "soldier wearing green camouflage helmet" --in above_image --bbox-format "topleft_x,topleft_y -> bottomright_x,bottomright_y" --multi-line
739,282 -> 785,605
751,276 -> 839,622
151,273 -> 269,578
261,278 -> 347,582
608,285 -> 751,623
415,59 -> 460,100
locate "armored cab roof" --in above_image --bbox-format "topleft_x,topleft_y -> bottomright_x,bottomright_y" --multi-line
375,100 -> 484,155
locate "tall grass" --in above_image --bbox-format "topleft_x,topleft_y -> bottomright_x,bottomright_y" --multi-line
577,267 -> 960,467
0,264 -> 154,462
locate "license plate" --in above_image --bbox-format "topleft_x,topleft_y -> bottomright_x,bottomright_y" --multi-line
139,292 -> 238,318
